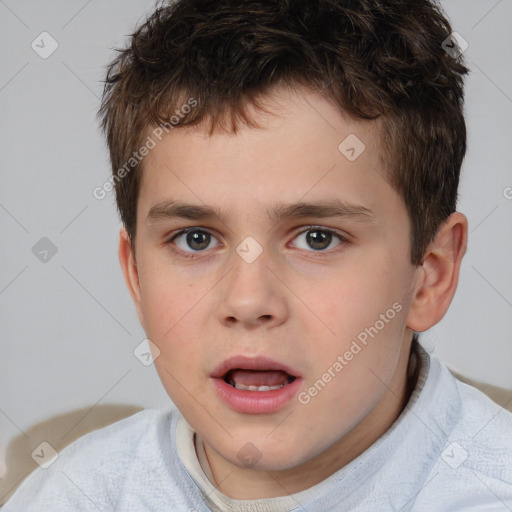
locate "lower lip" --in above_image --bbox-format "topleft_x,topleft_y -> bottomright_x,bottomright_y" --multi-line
211,377 -> 302,414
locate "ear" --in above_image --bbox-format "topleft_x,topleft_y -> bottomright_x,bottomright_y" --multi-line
118,228 -> 145,328
406,212 -> 468,333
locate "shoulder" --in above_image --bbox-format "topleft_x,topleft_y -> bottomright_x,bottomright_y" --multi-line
45,406 -> 174,473
2,407 -> 177,511
451,378 -> 512,479
418,367 -> 512,510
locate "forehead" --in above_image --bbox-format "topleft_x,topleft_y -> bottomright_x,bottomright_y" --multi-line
137,86 -> 403,227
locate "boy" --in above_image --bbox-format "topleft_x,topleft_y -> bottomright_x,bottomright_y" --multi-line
4,0 -> 512,510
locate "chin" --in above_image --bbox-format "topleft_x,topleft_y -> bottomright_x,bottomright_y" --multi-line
220,437 -> 314,473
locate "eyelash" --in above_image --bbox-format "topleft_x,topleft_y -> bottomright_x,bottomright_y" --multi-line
165,226 -> 348,260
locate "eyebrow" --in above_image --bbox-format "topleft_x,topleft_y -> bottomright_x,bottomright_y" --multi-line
147,198 -> 375,224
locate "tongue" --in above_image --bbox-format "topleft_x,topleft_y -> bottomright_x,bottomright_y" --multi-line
228,370 -> 290,387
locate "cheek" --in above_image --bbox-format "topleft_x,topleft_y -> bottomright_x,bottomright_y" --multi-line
139,273 -> 209,404
312,253 -> 410,358
138,264 -> 202,348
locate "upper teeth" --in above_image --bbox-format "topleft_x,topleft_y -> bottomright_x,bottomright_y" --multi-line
232,382 -> 285,391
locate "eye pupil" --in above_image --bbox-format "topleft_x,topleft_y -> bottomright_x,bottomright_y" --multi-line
187,231 -> 210,250
306,230 -> 331,250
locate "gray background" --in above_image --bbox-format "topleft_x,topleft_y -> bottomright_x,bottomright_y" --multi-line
1,0 -> 511,480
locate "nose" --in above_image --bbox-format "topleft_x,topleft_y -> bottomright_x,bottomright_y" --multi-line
216,248 -> 289,329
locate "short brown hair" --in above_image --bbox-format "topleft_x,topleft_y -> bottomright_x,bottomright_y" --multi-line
99,0 -> 468,265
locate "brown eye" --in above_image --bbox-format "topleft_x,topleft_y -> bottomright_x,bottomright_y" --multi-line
186,230 -> 211,250
171,228 -> 219,253
292,227 -> 345,252
306,230 -> 332,250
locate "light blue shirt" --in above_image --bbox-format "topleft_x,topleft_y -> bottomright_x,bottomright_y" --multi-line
3,343 -> 512,511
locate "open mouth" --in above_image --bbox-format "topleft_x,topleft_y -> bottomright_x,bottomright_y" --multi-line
211,356 -> 302,413
223,369 -> 297,392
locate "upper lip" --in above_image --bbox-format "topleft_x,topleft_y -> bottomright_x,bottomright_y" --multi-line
210,355 -> 301,379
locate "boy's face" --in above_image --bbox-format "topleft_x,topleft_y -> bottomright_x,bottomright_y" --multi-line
123,86 -> 422,491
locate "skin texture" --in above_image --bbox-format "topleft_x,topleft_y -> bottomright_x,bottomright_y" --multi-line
119,86 -> 468,499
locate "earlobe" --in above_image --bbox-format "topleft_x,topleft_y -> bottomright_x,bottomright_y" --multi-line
406,213 -> 468,333
118,228 -> 145,327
